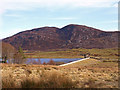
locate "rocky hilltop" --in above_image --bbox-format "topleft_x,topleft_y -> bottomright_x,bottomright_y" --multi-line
3,24 -> 119,51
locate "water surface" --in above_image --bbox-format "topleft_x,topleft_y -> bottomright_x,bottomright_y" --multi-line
27,58 -> 82,64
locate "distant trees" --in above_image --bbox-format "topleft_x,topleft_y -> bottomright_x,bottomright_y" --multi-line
32,60 -> 38,64
2,42 -> 16,63
30,59 -> 56,65
47,59 -> 55,65
43,62 -> 47,65
1,42 -> 61,65
2,42 -> 26,64
37,58 -> 41,64
36,55 -> 41,64
13,47 -> 26,64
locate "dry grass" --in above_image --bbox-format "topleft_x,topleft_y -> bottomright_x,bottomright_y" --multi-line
59,59 -> 118,88
1,64 -> 77,88
21,71 -> 77,88
1,58 -> 119,88
61,59 -> 100,68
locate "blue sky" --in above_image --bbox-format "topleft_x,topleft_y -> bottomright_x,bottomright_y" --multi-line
0,0 -> 118,39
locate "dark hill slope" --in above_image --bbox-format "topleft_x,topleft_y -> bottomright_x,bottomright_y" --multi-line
3,24 -> 119,50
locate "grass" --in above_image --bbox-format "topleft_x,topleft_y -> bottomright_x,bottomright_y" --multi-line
1,64 -> 78,88
1,58 -> 118,88
2,76 -> 15,88
25,50 -> 84,58
61,59 -> 100,68
21,71 -> 77,88
25,48 -> 119,60
59,59 -> 118,88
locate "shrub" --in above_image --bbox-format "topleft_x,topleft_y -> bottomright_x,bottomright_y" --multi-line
21,71 -> 78,88
43,62 -> 47,65
47,59 -> 55,65
13,47 -> 26,64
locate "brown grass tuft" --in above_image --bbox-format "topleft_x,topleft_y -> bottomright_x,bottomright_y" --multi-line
21,71 -> 78,88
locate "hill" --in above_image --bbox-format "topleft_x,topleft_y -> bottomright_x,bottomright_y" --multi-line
3,24 -> 119,51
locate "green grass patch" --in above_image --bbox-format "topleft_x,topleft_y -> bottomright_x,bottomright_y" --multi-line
25,48 -> 119,60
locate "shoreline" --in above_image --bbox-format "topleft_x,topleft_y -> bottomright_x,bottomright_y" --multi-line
59,57 -> 90,66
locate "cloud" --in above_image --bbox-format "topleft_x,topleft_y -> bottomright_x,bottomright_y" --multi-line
0,0 -> 119,13
113,3 -> 118,7
0,0 -> 118,39
0,0 -> 118,19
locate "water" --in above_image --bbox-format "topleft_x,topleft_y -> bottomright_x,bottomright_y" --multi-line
0,58 -> 83,64
27,58 -> 82,64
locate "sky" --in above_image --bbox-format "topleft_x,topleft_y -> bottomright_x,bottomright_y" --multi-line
0,0 -> 119,39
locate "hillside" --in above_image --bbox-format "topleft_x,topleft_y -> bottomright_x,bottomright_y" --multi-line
3,24 -> 119,51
